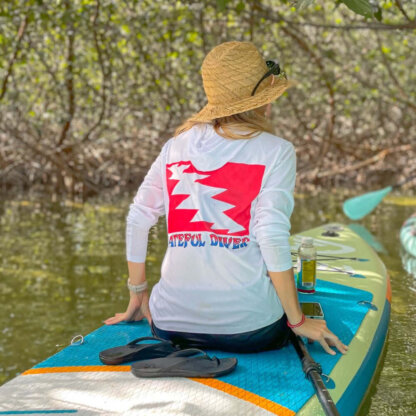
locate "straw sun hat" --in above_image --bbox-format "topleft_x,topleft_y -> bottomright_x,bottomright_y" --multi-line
189,41 -> 296,122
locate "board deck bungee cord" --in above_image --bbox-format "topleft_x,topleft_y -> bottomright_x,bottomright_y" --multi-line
0,223 -> 391,416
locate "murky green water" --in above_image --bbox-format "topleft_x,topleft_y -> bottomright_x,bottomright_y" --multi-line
0,192 -> 415,414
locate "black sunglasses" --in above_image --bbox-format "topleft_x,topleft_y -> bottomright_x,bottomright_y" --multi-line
251,60 -> 287,96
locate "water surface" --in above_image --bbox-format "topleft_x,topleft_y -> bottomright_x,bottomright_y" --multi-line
0,192 -> 415,414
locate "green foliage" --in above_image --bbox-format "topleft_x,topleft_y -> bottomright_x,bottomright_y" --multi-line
216,0 -> 228,12
0,0 -> 414,194
296,0 -> 316,10
341,0 -> 373,17
296,0 -> 384,20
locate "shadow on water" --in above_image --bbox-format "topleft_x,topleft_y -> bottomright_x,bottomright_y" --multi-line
0,191 -> 415,415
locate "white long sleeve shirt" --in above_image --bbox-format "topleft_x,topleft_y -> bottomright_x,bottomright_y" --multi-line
126,123 -> 296,334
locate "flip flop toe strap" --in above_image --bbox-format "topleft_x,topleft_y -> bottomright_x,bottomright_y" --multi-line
168,348 -> 221,366
139,348 -> 222,372
127,336 -> 173,346
167,348 -> 208,358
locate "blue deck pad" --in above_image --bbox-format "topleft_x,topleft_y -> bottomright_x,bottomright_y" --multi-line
34,280 -> 373,413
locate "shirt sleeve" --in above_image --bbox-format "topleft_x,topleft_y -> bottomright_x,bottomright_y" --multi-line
252,143 -> 296,272
126,147 -> 166,263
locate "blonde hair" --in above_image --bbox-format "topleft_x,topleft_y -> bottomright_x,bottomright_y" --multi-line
174,105 -> 275,140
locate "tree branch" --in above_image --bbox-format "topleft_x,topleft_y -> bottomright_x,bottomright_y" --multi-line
0,15 -> 29,101
81,0 -> 108,143
316,144 -> 412,179
11,129 -> 101,193
394,0 -> 413,22
257,7 -> 416,31
58,0 -> 76,146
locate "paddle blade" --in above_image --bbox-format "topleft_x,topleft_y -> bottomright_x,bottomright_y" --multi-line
343,186 -> 392,220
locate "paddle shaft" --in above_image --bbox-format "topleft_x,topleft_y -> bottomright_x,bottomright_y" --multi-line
290,333 -> 340,416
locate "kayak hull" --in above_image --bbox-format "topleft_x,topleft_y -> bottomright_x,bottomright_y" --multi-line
400,213 -> 416,257
0,223 -> 391,416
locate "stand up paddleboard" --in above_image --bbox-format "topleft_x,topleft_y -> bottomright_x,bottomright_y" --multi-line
0,223 -> 391,416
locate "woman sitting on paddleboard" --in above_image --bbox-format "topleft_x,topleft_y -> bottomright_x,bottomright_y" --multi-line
105,41 -> 348,356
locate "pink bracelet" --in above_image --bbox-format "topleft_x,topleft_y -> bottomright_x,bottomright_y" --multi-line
287,313 -> 306,328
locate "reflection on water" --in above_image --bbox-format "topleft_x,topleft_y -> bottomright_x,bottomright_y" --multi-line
0,192 -> 415,415
401,250 -> 416,278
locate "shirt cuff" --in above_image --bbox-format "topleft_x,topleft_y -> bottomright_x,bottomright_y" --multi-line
260,245 -> 293,272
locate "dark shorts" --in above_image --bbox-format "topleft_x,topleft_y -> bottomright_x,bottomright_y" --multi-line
151,314 -> 291,353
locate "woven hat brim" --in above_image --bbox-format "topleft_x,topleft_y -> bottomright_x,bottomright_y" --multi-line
189,78 -> 297,122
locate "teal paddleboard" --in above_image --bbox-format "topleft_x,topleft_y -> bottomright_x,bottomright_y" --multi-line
0,223 -> 391,416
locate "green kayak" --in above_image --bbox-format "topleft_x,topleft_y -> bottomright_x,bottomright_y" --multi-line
400,213 -> 416,258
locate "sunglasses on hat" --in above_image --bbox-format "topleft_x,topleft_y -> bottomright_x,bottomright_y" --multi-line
251,60 -> 287,96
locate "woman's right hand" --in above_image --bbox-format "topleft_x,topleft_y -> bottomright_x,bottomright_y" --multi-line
292,318 -> 348,355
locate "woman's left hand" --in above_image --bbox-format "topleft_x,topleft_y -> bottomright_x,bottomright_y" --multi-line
104,290 -> 152,325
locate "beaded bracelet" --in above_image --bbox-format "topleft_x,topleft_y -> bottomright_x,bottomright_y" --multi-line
127,279 -> 148,293
287,313 -> 306,329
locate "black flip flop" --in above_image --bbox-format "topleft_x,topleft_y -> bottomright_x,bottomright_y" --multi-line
99,336 -> 179,365
130,348 -> 238,378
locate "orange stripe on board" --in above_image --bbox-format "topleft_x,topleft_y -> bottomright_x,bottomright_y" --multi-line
23,366 -> 295,415
192,378 -> 295,416
386,273 -> 392,303
22,365 -> 131,375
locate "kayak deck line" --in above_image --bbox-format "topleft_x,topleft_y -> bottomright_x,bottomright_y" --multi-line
191,378 -> 295,416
